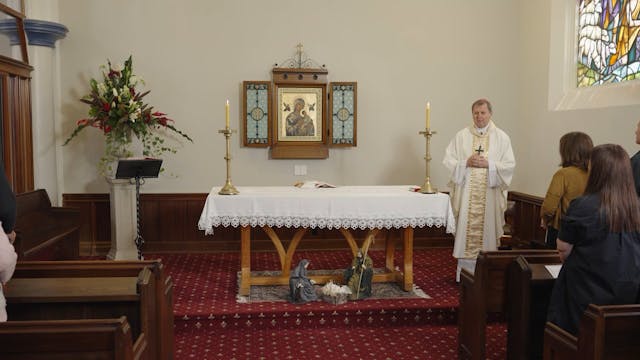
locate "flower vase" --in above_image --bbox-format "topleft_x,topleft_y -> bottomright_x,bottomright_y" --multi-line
102,133 -> 144,178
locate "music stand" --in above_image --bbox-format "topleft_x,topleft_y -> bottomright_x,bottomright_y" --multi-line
116,158 -> 162,260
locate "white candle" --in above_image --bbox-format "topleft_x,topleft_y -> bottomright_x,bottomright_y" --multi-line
225,99 -> 230,129
426,102 -> 431,129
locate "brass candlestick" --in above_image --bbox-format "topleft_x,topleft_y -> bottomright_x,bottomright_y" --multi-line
418,128 -> 437,194
218,128 -> 239,195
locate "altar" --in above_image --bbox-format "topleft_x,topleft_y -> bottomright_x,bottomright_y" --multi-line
198,186 -> 456,296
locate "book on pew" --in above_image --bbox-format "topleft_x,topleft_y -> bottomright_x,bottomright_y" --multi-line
545,264 -> 562,278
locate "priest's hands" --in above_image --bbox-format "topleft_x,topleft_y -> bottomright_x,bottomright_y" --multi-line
466,154 -> 488,168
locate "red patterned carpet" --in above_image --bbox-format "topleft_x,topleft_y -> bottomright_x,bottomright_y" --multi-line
148,248 -> 507,359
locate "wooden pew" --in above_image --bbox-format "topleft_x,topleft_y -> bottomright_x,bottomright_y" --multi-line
5,267 -> 154,360
12,259 -> 174,360
543,304 -> 640,360
507,255 -> 561,359
458,250 -> 561,360
14,189 -> 80,260
0,316 -> 146,360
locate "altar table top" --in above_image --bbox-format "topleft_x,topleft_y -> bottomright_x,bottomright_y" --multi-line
198,186 -> 456,235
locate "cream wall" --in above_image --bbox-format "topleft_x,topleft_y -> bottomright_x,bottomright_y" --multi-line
55,0 -> 521,194
53,0 -> 638,197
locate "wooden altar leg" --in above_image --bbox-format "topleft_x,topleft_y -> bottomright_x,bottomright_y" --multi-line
283,228 -> 308,278
402,227 -> 414,291
361,229 -> 379,255
239,226 -> 251,296
385,230 -> 396,272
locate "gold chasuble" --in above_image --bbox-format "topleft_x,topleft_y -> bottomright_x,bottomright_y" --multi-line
463,133 -> 489,258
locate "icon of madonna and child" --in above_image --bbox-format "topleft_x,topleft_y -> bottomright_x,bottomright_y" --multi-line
285,97 -> 316,137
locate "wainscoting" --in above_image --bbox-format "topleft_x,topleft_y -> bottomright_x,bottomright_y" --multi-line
506,191 -> 546,248
63,191 -> 544,256
63,193 -> 455,256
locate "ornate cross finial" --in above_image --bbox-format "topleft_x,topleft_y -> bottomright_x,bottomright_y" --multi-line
296,43 -> 304,67
275,44 -> 324,69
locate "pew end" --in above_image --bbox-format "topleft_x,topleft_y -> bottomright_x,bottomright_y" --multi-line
0,316 -> 147,360
458,249 -> 561,360
543,304 -> 640,360
14,189 -> 81,260
543,321 -> 578,360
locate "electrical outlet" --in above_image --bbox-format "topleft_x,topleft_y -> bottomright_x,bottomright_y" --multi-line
294,165 -> 307,176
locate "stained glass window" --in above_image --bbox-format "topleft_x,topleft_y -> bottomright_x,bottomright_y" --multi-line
243,81 -> 270,147
577,0 -> 640,87
330,83 -> 357,146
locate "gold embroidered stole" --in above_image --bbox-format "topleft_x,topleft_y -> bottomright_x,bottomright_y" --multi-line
463,131 -> 489,258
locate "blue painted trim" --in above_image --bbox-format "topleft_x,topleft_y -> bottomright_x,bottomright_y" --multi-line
0,19 -> 68,48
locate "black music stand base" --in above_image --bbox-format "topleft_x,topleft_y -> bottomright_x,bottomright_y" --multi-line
115,158 -> 162,260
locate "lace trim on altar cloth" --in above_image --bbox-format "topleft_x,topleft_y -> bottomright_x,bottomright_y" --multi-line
199,216 -> 456,235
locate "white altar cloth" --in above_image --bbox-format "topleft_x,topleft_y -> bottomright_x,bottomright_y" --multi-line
198,186 -> 456,235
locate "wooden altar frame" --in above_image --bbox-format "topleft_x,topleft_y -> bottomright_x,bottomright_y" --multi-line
237,225 -> 414,296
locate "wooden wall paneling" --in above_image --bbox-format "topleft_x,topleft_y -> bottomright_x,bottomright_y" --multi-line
507,192 -> 545,248
2,74 -> 33,193
0,55 -> 32,77
16,75 -> 33,192
2,75 -> 12,177
61,190 -> 559,255
0,50 -> 34,194
63,192 -> 459,256
62,194 -> 110,255
61,190 -> 552,256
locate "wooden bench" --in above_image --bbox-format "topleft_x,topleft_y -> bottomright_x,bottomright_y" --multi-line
458,250 -> 561,360
543,304 -> 640,360
5,267 -> 154,360
12,259 -> 174,360
0,316 -> 146,360
507,255 -> 561,359
14,189 -> 80,260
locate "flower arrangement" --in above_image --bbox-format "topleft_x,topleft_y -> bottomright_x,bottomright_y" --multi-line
63,55 -> 192,174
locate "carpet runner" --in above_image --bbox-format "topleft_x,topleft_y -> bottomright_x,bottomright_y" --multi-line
147,248 -> 507,359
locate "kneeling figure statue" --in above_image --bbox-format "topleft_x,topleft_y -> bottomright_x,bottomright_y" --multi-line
289,259 -> 318,303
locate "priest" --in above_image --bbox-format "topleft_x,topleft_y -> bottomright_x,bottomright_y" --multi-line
443,98 -> 515,282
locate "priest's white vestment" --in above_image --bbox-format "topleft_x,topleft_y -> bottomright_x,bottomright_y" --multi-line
443,121 -> 515,277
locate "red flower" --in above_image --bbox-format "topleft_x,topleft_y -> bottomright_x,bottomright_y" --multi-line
104,125 -> 112,134
77,119 -> 88,126
102,102 -> 111,111
152,111 -> 165,116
